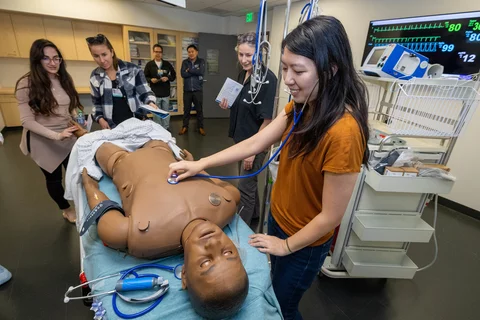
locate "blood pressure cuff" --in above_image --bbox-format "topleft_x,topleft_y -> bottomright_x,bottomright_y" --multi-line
80,200 -> 125,236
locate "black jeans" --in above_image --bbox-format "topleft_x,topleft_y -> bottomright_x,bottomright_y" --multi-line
237,151 -> 267,226
39,155 -> 70,210
183,91 -> 204,129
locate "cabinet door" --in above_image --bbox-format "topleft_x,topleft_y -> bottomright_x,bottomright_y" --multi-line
11,14 -> 46,58
0,13 -> 20,57
98,23 -> 125,60
72,21 -> 98,61
43,17 -> 78,60
123,26 -> 153,65
0,101 -> 21,127
0,107 -> 5,131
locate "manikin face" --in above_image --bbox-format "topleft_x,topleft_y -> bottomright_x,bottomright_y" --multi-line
187,47 -> 198,61
237,43 -> 255,72
90,44 -> 115,70
181,220 -> 245,295
41,46 -> 62,75
281,47 -> 319,104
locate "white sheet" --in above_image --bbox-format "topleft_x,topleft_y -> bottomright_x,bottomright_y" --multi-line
64,118 -> 180,230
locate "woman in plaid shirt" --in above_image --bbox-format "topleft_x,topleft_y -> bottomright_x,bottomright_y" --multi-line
87,34 -> 158,129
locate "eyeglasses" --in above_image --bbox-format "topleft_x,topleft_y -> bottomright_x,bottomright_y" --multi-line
86,34 -> 106,45
42,56 -> 62,64
154,51 -> 163,54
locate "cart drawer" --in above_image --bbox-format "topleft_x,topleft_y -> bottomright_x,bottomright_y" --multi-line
348,230 -> 404,249
365,169 -> 454,194
353,214 -> 434,243
343,249 -> 417,279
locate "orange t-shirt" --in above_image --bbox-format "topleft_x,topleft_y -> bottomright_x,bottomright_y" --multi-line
271,101 -> 365,247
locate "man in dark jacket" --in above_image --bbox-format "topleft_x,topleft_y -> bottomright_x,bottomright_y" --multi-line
144,44 -> 176,130
180,44 -> 206,136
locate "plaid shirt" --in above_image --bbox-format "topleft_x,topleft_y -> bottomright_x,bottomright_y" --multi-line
90,59 -> 156,126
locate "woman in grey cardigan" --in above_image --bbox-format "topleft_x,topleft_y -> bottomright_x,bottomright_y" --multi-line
15,39 -> 83,223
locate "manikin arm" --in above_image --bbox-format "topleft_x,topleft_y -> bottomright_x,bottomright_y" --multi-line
82,168 -> 129,249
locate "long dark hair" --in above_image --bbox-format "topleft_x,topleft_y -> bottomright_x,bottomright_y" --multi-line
282,16 -> 369,165
15,39 -> 83,116
86,34 -> 119,70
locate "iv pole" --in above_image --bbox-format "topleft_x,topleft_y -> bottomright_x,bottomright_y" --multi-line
257,0 -> 320,233
258,0 -> 292,233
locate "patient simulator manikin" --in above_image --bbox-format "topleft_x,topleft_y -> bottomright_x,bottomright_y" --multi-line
75,123 -> 248,319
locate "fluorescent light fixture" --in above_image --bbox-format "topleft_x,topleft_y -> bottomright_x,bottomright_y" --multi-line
156,0 -> 186,8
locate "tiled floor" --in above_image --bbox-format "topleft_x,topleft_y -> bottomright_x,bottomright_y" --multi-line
0,117 -> 479,320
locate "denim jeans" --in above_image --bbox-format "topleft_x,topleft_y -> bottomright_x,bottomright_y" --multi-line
154,97 -> 170,129
268,213 -> 333,320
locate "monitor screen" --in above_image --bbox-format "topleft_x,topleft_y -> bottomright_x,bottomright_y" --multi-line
366,48 -> 385,65
362,11 -> 480,75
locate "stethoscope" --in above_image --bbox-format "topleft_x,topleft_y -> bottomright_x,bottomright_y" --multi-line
167,79 -> 319,185
65,262 -> 182,319
244,0 -> 271,106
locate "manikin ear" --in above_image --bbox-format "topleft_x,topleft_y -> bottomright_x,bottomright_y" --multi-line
181,265 -> 187,290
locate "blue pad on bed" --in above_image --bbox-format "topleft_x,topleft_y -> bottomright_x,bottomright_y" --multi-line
81,176 -> 282,319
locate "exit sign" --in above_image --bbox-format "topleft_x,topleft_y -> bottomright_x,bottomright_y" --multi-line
246,12 -> 253,23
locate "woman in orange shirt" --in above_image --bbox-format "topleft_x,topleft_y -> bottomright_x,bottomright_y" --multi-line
169,16 -> 369,319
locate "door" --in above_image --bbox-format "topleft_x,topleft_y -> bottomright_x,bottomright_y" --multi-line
0,13 -> 19,58
198,33 -> 238,118
11,14 -> 46,58
43,17 -> 78,60
72,21 -> 98,61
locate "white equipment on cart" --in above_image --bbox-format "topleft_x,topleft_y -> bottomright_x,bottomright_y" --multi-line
321,75 -> 480,279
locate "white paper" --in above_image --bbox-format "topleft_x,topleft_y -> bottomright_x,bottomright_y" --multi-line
215,78 -> 243,108
139,104 -> 169,119
86,114 -> 93,133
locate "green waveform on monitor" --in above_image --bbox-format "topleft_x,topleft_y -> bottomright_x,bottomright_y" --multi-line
373,23 -> 445,33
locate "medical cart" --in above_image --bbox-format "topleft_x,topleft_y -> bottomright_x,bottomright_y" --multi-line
321,74 -> 480,279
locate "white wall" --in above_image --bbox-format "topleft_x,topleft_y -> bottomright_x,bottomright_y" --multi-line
229,9 -> 274,35
0,0 -> 242,34
268,0 -> 480,211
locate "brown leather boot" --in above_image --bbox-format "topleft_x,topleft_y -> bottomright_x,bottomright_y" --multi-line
199,128 -> 206,136
179,127 -> 187,135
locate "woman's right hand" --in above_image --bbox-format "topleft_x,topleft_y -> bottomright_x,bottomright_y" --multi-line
58,126 -> 78,140
219,98 -> 229,110
168,160 -> 205,182
99,118 -> 111,130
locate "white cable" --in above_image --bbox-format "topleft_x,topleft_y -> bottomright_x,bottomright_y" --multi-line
417,194 -> 439,272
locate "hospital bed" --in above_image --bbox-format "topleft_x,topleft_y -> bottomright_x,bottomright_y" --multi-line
74,174 -> 282,319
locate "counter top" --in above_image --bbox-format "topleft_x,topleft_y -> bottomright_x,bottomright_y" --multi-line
0,87 -> 91,95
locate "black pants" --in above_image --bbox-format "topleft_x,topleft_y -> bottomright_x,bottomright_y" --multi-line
39,155 -> 70,210
237,151 -> 267,226
183,91 -> 204,129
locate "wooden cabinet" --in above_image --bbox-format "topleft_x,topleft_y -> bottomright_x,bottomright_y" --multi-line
0,108 -> 5,131
72,21 -> 98,61
0,95 -> 21,127
98,23 -> 125,60
155,29 -> 180,113
0,12 -> 20,58
123,26 -> 153,65
11,14 -> 46,58
43,17 -> 78,60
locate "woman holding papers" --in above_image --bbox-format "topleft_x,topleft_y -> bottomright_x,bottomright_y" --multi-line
219,32 -> 277,226
86,34 -> 158,129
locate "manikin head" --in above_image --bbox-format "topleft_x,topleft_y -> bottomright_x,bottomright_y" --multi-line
181,219 -> 248,319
